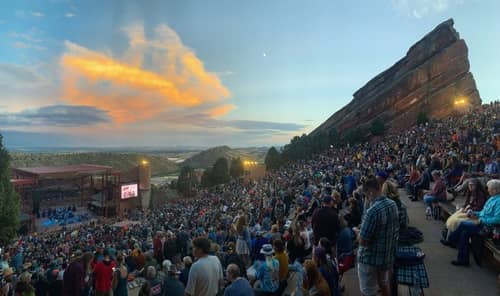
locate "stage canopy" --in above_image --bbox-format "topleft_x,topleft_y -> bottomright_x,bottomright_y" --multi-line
13,164 -> 113,180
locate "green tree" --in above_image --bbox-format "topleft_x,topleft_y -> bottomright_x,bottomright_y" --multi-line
177,166 -> 196,196
212,157 -> 230,185
370,118 -> 385,136
200,168 -> 214,188
229,157 -> 244,178
0,134 -> 20,246
417,111 -> 429,125
265,147 -> 282,170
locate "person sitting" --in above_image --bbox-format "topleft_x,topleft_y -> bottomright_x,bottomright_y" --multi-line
405,164 -> 420,197
444,156 -> 464,187
335,218 -> 355,275
224,264 -> 254,296
409,167 -> 431,201
313,246 -> 339,296
162,261 -> 184,296
145,266 -> 163,296
444,179 -> 488,238
423,170 -> 447,219
302,260 -> 331,296
253,244 -> 280,296
442,179 -> 500,266
272,240 -> 288,283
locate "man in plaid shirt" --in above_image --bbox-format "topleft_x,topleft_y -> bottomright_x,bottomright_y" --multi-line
355,175 -> 399,296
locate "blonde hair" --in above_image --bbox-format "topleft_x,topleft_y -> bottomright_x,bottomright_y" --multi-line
302,260 -> 331,295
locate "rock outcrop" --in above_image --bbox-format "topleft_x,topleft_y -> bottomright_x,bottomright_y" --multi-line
312,18 -> 481,136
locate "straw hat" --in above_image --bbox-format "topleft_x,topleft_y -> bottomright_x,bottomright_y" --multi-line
3,267 -> 14,277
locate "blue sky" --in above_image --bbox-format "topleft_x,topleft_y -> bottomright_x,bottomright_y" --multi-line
0,0 -> 499,148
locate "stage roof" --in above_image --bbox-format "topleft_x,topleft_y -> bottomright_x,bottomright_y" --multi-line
13,164 -> 113,179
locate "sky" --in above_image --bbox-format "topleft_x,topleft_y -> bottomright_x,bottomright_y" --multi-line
0,0 -> 499,148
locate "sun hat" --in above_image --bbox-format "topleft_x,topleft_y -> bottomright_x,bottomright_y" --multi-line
260,244 -> 274,256
3,267 -> 14,277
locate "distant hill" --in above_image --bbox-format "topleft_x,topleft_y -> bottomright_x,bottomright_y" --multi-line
183,146 -> 267,169
10,152 -> 179,177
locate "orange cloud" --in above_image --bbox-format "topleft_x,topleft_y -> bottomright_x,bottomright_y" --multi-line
206,104 -> 237,118
60,24 -> 232,124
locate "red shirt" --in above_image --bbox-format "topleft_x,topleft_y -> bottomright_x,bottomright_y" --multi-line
93,260 -> 115,292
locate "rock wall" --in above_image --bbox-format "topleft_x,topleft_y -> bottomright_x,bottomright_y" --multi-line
312,18 -> 481,136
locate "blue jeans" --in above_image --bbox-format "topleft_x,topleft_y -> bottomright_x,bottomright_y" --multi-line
423,195 -> 439,207
447,221 -> 482,263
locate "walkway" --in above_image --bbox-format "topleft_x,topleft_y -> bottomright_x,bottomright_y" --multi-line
343,192 -> 499,296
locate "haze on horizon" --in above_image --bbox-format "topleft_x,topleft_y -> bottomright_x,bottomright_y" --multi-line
1,0 -> 499,148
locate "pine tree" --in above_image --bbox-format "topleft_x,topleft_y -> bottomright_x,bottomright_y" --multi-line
0,134 -> 20,246
265,147 -> 281,170
229,157 -> 244,178
212,157 -> 230,185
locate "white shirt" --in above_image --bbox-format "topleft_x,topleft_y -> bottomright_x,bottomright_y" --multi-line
185,255 -> 223,296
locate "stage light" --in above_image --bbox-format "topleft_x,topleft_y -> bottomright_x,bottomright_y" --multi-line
454,98 -> 467,105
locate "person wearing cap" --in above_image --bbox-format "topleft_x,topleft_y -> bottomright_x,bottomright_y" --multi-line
356,175 -> 398,296
253,244 -> 279,295
251,231 -> 269,263
311,195 -> 339,246
224,264 -> 253,296
162,260 -> 184,296
1,267 -> 14,296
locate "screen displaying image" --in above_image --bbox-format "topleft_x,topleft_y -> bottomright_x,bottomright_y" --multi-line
121,184 -> 138,199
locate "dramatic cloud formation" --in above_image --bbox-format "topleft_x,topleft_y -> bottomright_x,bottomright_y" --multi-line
60,23 -> 231,124
0,105 -> 110,127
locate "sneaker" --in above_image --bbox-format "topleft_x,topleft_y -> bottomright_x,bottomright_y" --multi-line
425,206 -> 432,219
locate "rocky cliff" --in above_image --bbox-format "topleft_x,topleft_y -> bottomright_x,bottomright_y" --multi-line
312,18 -> 481,136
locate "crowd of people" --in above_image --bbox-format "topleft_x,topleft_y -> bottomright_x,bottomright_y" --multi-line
1,101 -> 500,296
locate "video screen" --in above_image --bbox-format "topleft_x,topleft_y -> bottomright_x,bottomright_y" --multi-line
121,184 -> 138,199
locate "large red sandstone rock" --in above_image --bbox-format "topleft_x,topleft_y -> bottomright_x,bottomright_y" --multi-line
313,18 -> 481,136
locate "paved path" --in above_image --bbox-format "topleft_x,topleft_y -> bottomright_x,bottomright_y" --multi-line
342,192 -> 499,296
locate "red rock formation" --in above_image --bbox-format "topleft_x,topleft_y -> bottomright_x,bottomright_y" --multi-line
312,18 -> 481,136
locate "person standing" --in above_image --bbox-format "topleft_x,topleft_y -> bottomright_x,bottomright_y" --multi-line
356,175 -> 399,296
185,237 -> 224,296
93,250 -> 115,296
63,252 -> 93,296
224,264 -> 253,296
311,196 -> 339,245
112,253 -> 128,296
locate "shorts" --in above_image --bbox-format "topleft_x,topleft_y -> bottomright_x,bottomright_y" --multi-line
357,263 -> 390,296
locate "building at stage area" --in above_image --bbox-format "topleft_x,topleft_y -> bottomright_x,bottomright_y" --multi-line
10,162 -> 151,231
